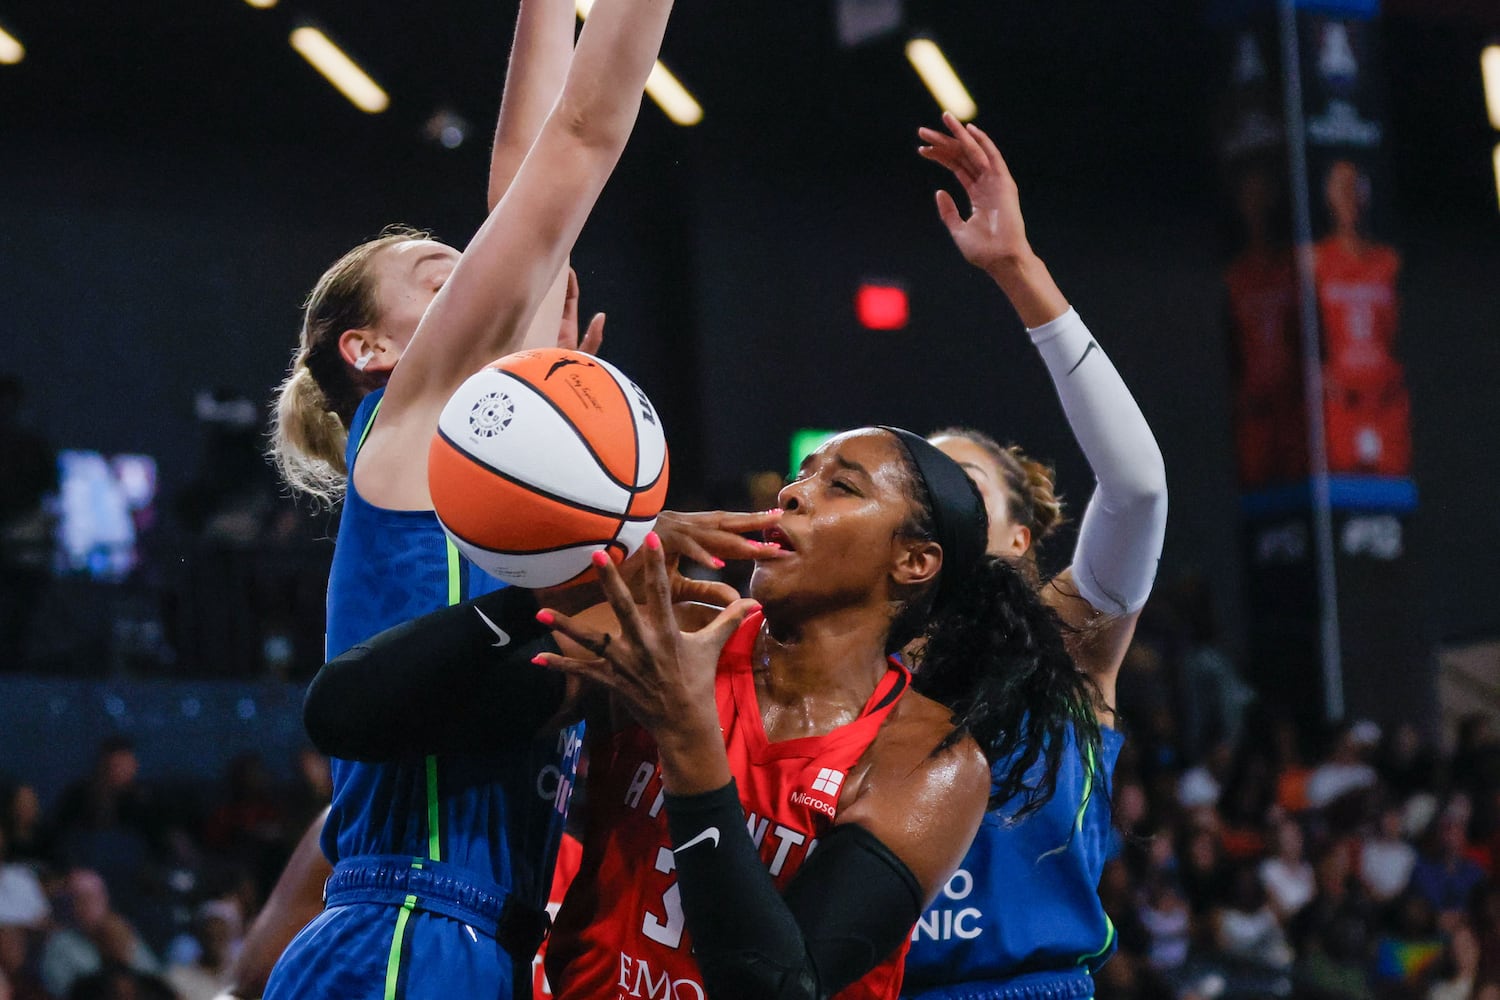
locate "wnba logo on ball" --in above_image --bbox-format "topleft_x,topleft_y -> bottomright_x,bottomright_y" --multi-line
469,392 -> 515,438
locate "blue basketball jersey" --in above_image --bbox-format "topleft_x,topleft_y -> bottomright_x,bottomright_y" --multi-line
268,389 -> 580,1000
901,726 -> 1124,999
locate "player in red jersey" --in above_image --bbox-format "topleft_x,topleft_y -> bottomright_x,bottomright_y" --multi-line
302,428 -> 1098,1000
535,427 -> 1100,1000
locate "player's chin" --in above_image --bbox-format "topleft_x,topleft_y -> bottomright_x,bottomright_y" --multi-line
747,561 -> 794,603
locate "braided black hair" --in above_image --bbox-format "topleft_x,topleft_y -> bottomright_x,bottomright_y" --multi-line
886,441 -> 1103,817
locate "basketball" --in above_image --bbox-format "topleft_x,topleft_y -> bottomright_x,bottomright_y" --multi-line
428,348 -> 669,587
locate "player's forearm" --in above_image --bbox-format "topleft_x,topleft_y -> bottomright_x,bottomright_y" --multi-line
1029,308 -> 1167,615
489,0 -> 577,211
303,589 -> 565,759
550,0 -> 673,152
986,249 -> 1070,330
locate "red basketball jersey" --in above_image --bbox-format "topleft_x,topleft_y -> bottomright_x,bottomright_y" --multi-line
1314,237 -> 1402,385
547,611 -> 913,1000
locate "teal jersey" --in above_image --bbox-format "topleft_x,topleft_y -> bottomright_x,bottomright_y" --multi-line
268,389 -> 579,1000
902,726 -> 1124,999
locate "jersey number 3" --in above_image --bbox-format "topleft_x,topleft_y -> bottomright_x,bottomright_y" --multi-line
642,846 -> 685,949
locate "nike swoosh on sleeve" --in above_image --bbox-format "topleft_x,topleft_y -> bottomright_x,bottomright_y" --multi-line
474,607 -> 511,648
1067,341 -> 1099,376
673,826 -> 720,854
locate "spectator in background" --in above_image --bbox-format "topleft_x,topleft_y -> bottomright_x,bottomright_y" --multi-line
0,895 -> 46,1000
203,754 -> 286,893
1294,912 -> 1374,1000
1454,715 -> 1500,802
1361,802 -> 1418,905
1374,890 -> 1446,990
39,870 -> 156,998
48,739 -> 159,928
0,785 -> 43,872
0,821 -> 46,941
1427,921 -> 1482,1000
1472,881 -> 1500,989
1137,875 -> 1193,973
0,375 -> 57,673
164,900 -> 239,1000
1168,573 -> 1254,764
1213,864 -> 1294,970
67,912 -> 172,1000
1306,723 -> 1379,811
1271,714 -> 1314,814
1179,827 -> 1228,924
1260,816 -> 1317,922
1378,721 -> 1437,801
1411,811 -> 1487,930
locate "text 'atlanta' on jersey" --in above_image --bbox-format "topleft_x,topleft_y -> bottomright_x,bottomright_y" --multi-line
546,610 -> 912,1000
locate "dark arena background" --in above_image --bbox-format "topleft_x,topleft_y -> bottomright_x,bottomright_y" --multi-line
1,1 -> 1499,998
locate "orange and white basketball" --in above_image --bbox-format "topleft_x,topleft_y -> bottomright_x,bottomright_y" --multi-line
429,349 -> 669,587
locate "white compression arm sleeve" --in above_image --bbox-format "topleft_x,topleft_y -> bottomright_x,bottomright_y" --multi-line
1028,307 -> 1167,615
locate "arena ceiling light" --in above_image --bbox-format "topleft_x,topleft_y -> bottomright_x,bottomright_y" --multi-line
1493,143 -> 1500,215
0,23 -> 24,65
1484,45 -> 1500,132
575,0 -> 703,126
905,38 -> 977,122
290,26 -> 389,114
242,0 -> 278,8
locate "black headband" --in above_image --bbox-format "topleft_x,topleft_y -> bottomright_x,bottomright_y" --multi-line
879,426 -> 989,612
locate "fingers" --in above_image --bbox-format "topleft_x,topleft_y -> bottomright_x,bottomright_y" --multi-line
696,598 -> 761,650
702,508 -> 782,534
640,532 -> 676,633
965,122 -> 1013,181
580,312 -> 605,356
669,533 -> 726,571
536,607 -> 621,665
654,509 -> 783,566
531,650 -> 614,687
672,578 -> 744,607
935,189 -> 964,234
589,550 -> 649,650
943,112 -> 990,180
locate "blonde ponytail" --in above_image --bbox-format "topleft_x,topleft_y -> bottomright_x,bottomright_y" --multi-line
270,355 -> 349,506
268,226 -> 436,506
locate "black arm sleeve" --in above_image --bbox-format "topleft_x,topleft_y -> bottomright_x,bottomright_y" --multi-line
664,781 -> 924,1000
303,586 -> 566,760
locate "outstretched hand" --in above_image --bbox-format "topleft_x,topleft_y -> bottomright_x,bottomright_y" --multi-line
919,113 -> 1032,274
535,534 -> 758,792
558,267 -> 606,355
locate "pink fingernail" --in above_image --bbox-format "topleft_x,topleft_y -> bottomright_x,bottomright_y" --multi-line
592,551 -> 611,567
711,557 -> 726,569
646,532 -> 662,551
759,542 -> 781,551
536,610 -> 556,626
531,656 -> 549,667
768,508 -> 784,516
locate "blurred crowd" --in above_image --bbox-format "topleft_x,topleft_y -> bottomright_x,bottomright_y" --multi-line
1096,591 -> 1500,1000
0,739 -> 331,1000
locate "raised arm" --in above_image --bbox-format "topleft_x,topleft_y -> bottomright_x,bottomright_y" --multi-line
487,0 -> 577,213
921,114 -> 1167,715
489,0 -> 578,354
358,0 -> 674,507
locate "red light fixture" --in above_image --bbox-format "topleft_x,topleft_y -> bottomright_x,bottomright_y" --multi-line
855,282 -> 909,331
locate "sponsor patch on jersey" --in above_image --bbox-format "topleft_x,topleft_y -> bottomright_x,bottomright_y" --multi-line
788,767 -> 844,818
